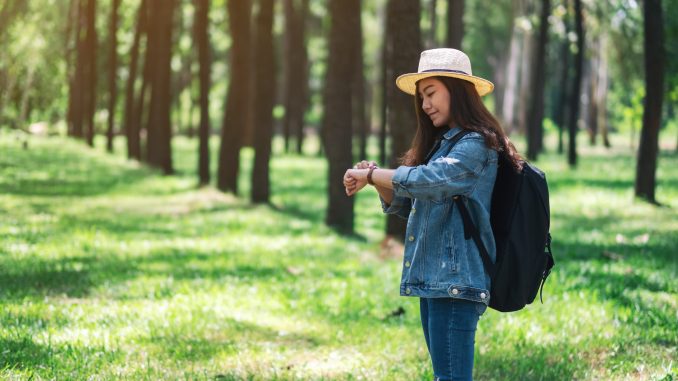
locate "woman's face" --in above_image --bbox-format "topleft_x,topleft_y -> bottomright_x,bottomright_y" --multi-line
417,77 -> 452,128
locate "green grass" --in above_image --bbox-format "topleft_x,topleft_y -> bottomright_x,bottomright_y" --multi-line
0,130 -> 676,380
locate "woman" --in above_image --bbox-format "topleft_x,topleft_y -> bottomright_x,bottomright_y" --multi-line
343,48 -> 522,381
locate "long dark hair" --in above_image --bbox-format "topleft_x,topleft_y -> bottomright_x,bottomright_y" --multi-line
400,76 -> 523,171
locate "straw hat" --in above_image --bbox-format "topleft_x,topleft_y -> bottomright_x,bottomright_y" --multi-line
395,48 -> 494,97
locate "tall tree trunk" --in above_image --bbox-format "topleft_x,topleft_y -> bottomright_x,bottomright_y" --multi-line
324,0 -> 360,233
447,0 -> 464,49
568,0 -> 584,167
251,0 -> 276,203
555,7 -> 571,154
283,0 -> 309,155
517,21 -> 533,135
194,0 -> 210,185
146,0 -> 175,174
386,0 -> 421,239
501,0 -> 524,133
84,0 -> 97,147
428,0 -> 437,48
596,32 -> 610,148
107,0 -> 120,152
526,0 -> 550,160
379,1 -> 391,168
353,10 -> 368,162
635,0 -> 665,203
123,0 -> 147,160
218,0 -> 252,194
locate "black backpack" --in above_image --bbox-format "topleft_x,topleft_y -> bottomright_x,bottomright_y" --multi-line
443,131 -> 555,312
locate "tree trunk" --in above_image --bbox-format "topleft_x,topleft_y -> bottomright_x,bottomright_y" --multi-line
194,0 -> 210,185
251,0 -> 276,203
84,0 -> 97,147
568,0 -> 584,167
635,0 -> 665,203
501,0 -> 523,133
123,0 -> 147,160
379,0 -> 391,168
218,0 -> 252,194
386,0 -> 421,239
283,0 -> 309,155
428,0 -> 437,48
353,10 -> 368,162
324,0 -> 360,233
517,21 -> 533,135
145,0 -> 175,174
107,0 -> 120,152
526,0 -> 550,160
555,10 -> 570,154
596,32 -> 610,148
447,0 -> 464,49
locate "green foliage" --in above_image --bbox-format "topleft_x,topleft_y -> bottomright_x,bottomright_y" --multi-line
0,131 -> 676,380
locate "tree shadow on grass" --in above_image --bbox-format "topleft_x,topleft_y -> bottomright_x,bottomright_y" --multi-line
475,341 -> 583,381
0,141 -> 152,197
145,315 -> 323,362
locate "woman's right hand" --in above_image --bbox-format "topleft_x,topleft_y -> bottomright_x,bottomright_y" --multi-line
354,160 -> 378,170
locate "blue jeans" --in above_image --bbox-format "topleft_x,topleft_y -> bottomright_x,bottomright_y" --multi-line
420,298 -> 487,381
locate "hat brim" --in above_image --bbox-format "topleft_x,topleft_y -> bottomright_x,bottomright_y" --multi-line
395,72 -> 494,97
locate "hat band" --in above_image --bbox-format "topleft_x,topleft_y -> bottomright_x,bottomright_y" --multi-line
421,69 -> 469,75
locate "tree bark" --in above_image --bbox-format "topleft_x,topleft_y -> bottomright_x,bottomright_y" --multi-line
251,0 -> 276,203
283,0 -> 309,155
635,0 -> 665,203
568,0 -> 584,167
123,0 -> 147,160
324,0 -> 360,233
218,0 -> 252,194
526,0 -> 550,160
352,8 -> 368,162
194,0 -> 211,185
386,0 -> 421,239
106,0 -> 120,152
84,0 -> 97,147
145,0 -> 175,174
447,0 -> 464,49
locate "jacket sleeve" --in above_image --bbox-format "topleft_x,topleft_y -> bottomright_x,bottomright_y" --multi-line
379,192 -> 412,220
391,135 -> 492,201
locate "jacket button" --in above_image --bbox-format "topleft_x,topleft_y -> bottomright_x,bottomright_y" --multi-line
451,288 -> 459,295
405,261 -> 411,267
405,287 -> 411,295
408,236 -> 414,242
480,293 -> 487,299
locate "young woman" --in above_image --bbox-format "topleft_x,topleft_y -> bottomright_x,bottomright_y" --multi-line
343,48 -> 522,381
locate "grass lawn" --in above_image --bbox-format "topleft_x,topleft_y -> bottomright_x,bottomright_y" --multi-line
0,130 -> 676,380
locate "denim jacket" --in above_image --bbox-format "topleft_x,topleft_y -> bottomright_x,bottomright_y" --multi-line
381,127 -> 498,305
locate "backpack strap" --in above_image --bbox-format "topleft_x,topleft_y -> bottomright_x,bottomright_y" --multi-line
423,129 -> 471,164
454,196 -> 496,277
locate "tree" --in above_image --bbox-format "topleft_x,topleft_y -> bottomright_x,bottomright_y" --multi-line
526,0 -> 550,160
323,0 -> 360,233
67,0 -> 97,143
282,0 -> 310,154
123,0 -> 147,160
194,0 -> 211,186
634,0 -> 665,203
218,0 -> 252,194
385,0 -> 421,239
447,0 -> 464,49
352,3 -> 368,162
106,0 -> 120,153
145,0 -> 175,174
251,0 -> 276,203
84,0 -> 97,147
567,0 -> 584,167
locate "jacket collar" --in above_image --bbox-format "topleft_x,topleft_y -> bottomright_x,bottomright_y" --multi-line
442,125 -> 463,140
